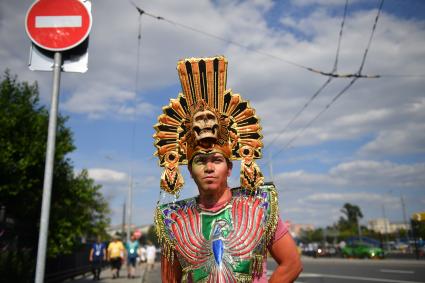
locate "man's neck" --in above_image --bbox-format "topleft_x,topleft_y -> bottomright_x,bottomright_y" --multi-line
198,187 -> 232,209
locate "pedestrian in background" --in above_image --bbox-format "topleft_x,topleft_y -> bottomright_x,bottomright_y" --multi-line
107,235 -> 125,279
139,244 -> 147,264
145,240 -> 156,272
89,236 -> 106,281
125,234 -> 140,278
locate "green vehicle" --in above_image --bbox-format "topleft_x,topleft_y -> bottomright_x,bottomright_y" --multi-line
342,243 -> 384,259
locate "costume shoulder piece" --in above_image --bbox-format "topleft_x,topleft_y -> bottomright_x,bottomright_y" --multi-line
153,56 -> 264,195
154,183 -> 279,282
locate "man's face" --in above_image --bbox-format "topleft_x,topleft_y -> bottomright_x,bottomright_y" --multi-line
189,152 -> 232,194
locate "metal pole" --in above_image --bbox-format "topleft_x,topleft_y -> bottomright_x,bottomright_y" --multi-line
357,217 -> 362,243
127,123 -> 136,243
127,172 -> 132,243
400,194 -> 408,228
268,152 -> 274,183
35,51 -> 62,283
382,204 -> 389,251
122,201 -> 126,237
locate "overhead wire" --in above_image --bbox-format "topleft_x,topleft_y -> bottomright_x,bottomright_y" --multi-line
131,2 -> 157,163
267,0 -> 349,150
273,78 -> 358,157
134,9 -> 143,98
127,0 -> 386,79
272,0 -> 385,157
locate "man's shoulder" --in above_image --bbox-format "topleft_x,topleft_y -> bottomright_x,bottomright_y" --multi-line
231,182 -> 278,198
157,195 -> 198,211
157,182 -> 278,210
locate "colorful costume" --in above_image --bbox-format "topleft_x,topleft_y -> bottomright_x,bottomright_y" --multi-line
153,56 -> 281,282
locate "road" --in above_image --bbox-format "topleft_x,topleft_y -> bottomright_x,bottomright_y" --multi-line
278,257 -> 425,283
70,257 -> 425,283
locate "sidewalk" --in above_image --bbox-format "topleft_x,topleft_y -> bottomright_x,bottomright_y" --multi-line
70,262 -> 161,283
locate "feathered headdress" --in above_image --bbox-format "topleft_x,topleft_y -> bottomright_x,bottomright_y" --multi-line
153,56 -> 264,195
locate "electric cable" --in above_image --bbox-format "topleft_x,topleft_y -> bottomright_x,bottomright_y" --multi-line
135,10 -> 143,98
127,0 -> 385,79
273,77 -> 358,157
272,0 -> 384,157
267,0 -> 348,149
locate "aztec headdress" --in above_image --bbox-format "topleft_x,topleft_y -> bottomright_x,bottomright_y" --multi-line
153,56 -> 264,195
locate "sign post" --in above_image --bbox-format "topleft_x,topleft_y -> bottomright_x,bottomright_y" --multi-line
35,51 -> 62,283
25,1 -> 92,282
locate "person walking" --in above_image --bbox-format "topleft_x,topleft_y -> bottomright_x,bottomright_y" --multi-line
125,234 -> 140,278
145,240 -> 156,272
88,236 -> 106,281
107,235 -> 125,279
139,244 -> 147,265
153,56 -> 302,282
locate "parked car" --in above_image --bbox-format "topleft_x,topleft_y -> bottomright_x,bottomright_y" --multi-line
301,243 -> 337,258
315,246 -> 337,257
342,243 -> 384,259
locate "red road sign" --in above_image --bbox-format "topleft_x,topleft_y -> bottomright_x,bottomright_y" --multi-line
25,0 -> 92,52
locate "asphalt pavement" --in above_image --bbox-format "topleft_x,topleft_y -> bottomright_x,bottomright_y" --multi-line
70,257 -> 425,283
69,262 -> 161,283
294,256 -> 425,283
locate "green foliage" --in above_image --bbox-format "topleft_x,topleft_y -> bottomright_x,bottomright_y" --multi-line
147,225 -> 159,246
337,203 -> 363,232
0,249 -> 34,283
0,70 -> 110,261
48,169 -> 110,256
300,228 -> 324,243
412,220 -> 425,240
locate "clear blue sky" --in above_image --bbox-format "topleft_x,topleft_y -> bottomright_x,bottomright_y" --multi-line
1,0 -> 424,229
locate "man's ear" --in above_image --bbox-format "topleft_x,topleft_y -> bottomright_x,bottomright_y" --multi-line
227,161 -> 233,177
188,163 -> 193,178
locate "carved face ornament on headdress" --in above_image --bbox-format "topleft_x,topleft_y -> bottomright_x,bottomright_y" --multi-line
153,56 -> 264,195
192,108 -> 219,145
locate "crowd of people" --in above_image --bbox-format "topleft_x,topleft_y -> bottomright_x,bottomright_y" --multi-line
88,234 -> 157,280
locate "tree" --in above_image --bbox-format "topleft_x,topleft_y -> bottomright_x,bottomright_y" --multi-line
338,203 -> 363,232
300,228 -> 324,243
0,71 -> 110,279
147,225 -> 159,247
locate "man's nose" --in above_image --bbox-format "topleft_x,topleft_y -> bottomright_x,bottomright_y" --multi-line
204,162 -> 214,172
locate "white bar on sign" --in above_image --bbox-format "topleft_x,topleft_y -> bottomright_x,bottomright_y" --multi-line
35,16 -> 82,28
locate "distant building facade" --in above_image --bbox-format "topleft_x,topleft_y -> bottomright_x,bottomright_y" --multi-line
106,224 -> 152,238
290,223 -> 315,238
367,218 -> 410,234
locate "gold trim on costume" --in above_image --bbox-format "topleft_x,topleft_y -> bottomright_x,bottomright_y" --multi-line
155,184 -> 280,282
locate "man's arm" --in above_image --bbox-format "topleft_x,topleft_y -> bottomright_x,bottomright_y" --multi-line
161,253 -> 182,283
103,247 -> 107,261
268,233 -> 303,283
106,244 -> 111,261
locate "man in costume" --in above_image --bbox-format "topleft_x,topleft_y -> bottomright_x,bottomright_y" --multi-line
153,56 -> 302,282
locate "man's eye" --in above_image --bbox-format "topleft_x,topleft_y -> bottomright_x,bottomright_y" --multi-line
193,158 -> 206,164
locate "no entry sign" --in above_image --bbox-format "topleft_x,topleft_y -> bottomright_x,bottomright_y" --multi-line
25,0 -> 92,51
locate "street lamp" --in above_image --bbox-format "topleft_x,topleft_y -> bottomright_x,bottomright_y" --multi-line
105,155 -> 133,243
357,217 -> 362,243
